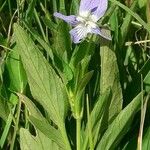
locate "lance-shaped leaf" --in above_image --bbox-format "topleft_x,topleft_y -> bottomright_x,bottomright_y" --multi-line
96,92 -> 143,150
0,98 -> 9,121
100,39 -> 123,121
14,24 -> 70,149
14,23 -> 68,125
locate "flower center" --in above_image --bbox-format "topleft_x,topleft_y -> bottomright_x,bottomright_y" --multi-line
76,15 -> 97,30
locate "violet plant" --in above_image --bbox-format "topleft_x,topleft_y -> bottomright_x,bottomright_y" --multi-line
54,0 -> 111,43
0,0 -> 150,150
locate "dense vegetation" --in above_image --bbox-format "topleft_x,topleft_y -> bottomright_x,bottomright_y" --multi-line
0,0 -> 150,149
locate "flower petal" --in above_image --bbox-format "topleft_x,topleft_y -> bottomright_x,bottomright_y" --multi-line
90,27 -> 112,40
91,0 -> 108,21
79,0 -> 100,15
54,12 -> 78,26
69,25 -> 88,43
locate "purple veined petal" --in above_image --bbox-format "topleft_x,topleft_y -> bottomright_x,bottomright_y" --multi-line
79,0 -> 100,16
54,12 -> 79,26
69,25 -> 88,43
91,0 -> 108,22
90,27 -> 112,40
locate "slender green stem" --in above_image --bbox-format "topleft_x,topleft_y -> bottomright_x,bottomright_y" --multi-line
76,118 -> 81,150
137,76 -> 149,150
86,95 -> 94,150
10,99 -> 21,150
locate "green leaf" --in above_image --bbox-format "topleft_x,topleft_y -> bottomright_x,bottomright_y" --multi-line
0,98 -> 9,121
100,39 -> 123,121
17,93 -> 65,149
120,0 -> 137,46
14,23 -> 71,149
75,70 -> 93,116
70,41 -> 95,72
20,128 -> 62,150
29,116 -> 65,149
83,89 -> 111,150
14,23 -> 68,125
25,0 -> 37,22
62,61 -> 73,82
138,0 -> 147,8
91,89 -> 111,143
73,56 -> 92,92
76,71 -> 93,95
23,22 -> 54,61
17,93 -> 43,119
109,8 -> 119,37
42,17 -> 57,31
6,47 -> 27,92
96,92 -> 143,150
53,22 -> 71,62
109,0 -> 150,33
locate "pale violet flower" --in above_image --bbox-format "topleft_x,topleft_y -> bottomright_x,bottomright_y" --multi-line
54,0 -> 111,43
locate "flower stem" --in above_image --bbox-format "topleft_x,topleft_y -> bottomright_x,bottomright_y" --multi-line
76,118 -> 81,150
86,95 -> 94,150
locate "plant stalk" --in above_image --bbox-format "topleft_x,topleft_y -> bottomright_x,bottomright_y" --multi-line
86,95 -> 94,150
76,118 -> 81,150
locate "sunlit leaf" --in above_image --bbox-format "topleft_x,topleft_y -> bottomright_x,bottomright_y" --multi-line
20,128 -> 62,150
14,23 -> 71,149
6,47 -> 27,92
